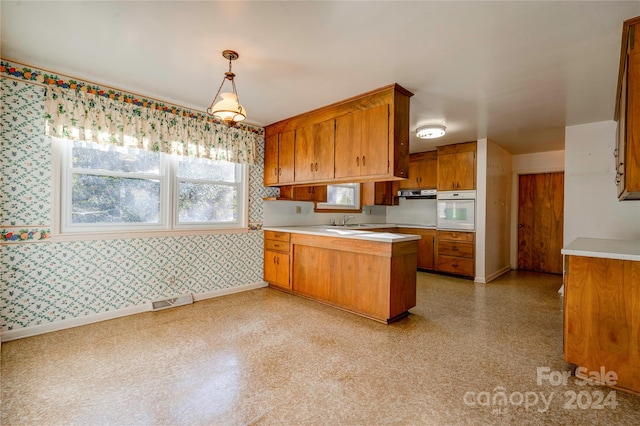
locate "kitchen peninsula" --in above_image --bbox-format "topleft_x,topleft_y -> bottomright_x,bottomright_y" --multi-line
263,226 -> 420,323
562,238 -> 640,395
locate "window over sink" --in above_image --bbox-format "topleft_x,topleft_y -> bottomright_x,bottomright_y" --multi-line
315,183 -> 361,212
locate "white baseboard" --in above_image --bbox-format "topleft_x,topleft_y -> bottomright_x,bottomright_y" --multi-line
1,282 -> 268,342
474,266 -> 511,284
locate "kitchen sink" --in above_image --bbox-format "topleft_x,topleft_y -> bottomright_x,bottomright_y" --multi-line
328,223 -> 376,228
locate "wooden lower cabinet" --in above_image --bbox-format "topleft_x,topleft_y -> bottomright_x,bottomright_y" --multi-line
264,231 -> 291,289
287,233 -> 417,323
396,228 -> 436,270
564,255 -> 640,395
436,230 -> 475,277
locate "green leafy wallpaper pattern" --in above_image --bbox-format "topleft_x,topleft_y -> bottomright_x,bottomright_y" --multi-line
0,77 -> 278,333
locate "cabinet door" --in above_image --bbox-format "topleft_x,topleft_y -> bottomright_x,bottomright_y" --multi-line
417,158 -> 437,188
314,119 -> 335,180
295,125 -> 315,182
626,23 -> 640,195
279,130 -> 295,184
399,161 -> 421,189
363,181 -> 398,206
360,104 -> 389,177
455,150 -> 476,190
264,250 -> 290,289
335,111 -> 362,179
264,134 -> 280,186
417,230 -> 436,270
437,152 -> 458,191
293,185 -> 328,202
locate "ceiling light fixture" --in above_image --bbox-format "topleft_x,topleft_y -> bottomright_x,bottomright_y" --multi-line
416,125 -> 446,139
207,50 -> 246,125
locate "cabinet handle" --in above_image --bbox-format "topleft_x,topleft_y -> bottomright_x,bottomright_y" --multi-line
278,168 -> 282,176
315,162 -> 318,171
310,163 -> 314,172
273,257 -> 277,264
274,167 -> 278,176
452,247 -> 459,251
356,156 -> 360,167
362,156 -> 366,166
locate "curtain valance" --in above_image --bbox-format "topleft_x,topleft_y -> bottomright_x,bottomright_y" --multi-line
44,87 -> 255,165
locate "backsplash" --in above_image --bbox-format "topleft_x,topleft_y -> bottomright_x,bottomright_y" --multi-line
0,74 -> 277,336
386,198 -> 438,226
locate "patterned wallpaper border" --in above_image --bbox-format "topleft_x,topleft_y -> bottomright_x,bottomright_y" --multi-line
0,58 -> 264,136
1,227 -> 51,243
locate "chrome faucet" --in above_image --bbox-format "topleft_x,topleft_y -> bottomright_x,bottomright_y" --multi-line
342,215 -> 355,226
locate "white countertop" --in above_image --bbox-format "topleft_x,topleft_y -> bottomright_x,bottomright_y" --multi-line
562,238 -> 640,261
263,225 -> 421,243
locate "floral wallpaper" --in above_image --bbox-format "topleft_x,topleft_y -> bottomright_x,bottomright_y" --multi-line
0,69 -> 279,334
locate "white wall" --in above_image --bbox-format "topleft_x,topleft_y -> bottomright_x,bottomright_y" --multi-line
263,200 -> 387,227
386,198 -> 437,226
564,121 -> 640,243
482,140 -> 513,282
510,150 -> 565,268
475,139 -> 487,283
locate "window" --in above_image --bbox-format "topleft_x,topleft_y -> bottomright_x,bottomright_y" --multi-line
56,139 -> 247,234
316,183 -> 361,211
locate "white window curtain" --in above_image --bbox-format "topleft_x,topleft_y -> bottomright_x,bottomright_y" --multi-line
44,86 -> 255,165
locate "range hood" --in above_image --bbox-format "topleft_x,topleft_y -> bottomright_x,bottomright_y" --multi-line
397,189 -> 437,199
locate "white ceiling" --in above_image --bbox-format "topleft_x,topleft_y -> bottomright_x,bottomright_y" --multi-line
2,1 -> 639,154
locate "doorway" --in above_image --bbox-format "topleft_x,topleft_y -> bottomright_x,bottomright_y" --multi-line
517,172 -> 564,274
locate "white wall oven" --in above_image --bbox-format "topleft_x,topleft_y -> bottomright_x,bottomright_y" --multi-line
436,191 -> 476,231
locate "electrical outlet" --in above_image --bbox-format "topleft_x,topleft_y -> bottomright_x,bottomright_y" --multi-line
295,205 -> 302,214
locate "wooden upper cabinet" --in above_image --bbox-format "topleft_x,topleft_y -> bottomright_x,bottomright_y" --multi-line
264,130 -> 295,186
362,181 -> 399,206
295,119 -> 335,183
615,17 -> 640,200
264,84 -> 413,186
399,151 -> 437,189
436,141 -> 476,191
335,104 -> 390,179
360,104 -> 390,177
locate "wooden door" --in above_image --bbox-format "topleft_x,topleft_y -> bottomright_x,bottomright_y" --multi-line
437,152 -> 457,191
518,172 -> 564,274
334,111 -> 362,179
264,134 -> 280,186
294,125 -> 315,182
455,150 -> 476,190
313,119 -> 335,180
278,130 -> 295,184
360,104 -> 389,177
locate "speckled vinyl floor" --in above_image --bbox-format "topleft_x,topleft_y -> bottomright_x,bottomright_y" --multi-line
2,270 -> 640,425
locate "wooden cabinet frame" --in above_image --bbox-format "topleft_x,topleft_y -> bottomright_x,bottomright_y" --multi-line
264,84 -> 413,187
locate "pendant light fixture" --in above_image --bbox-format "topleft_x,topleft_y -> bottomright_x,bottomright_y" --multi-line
416,124 -> 446,139
207,50 -> 246,125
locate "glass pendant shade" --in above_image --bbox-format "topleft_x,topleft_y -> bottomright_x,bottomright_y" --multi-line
209,92 -> 246,123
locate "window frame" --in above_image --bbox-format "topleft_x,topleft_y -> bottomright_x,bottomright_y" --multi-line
53,137 -> 248,238
315,183 -> 362,212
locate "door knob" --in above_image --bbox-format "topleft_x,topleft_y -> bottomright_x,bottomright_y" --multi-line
518,224 -> 524,228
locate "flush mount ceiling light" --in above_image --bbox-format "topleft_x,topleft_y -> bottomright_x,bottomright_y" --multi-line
416,125 -> 446,139
207,50 -> 246,125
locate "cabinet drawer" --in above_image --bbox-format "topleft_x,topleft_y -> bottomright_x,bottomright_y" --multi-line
437,255 -> 474,277
438,241 -> 473,258
437,231 -> 474,242
264,231 -> 290,242
265,239 -> 290,253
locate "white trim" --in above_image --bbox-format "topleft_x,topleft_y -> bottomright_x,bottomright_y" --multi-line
0,282 -> 268,342
0,304 -> 149,342
192,281 -> 267,302
49,226 -> 250,242
475,265 -> 511,284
